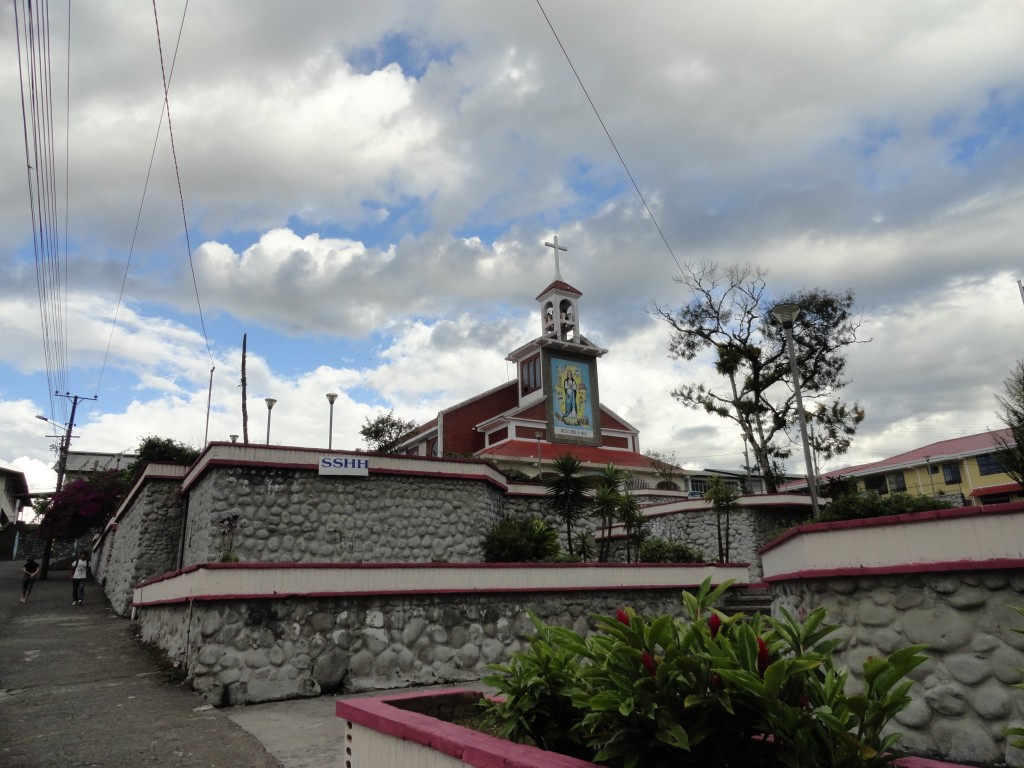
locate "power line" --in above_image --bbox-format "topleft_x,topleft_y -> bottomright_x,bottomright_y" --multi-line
95,1 -> 195,393
151,0 -> 213,364
535,0 -> 685,279
15,0 -> 68,422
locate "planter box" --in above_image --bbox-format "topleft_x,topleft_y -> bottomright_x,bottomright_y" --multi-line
335,688 -> 978,768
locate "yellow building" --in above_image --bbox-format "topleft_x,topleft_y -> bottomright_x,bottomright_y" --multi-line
812,428 -> 1022,506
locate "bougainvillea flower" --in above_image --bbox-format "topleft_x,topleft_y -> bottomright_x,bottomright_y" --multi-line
708,613 -> 722,638
641,651 -> 658,678
616,609 -> 630,626
756,637 -> 771,676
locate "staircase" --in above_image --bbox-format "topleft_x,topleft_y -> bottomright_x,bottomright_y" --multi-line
719,584 -> 773,617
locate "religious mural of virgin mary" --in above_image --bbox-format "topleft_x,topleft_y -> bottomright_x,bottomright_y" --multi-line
551,358 -> 594,439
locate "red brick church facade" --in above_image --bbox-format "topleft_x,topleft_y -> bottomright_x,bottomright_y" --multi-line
398,238 -> 665,481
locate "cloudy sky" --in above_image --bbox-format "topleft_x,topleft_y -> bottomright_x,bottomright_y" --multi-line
2,0 -> 1023,494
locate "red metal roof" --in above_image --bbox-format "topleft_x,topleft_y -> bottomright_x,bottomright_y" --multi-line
535,280 -> 582,299
477,440 -> 658,469
816,428 -> 1013,481
968,482 -> 1023,498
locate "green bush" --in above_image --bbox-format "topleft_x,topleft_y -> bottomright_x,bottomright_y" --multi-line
638,537 -> 705,563
482,515 -> 561,562
819,491 -> 952,523
483,578 -> 926,768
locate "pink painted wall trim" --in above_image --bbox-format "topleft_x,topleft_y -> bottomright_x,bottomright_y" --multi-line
336,689 -> 599,768
763,557 -> 1024,583
335,689 -> 978,768
134,560 -> 738,589
759,500 -> 1024,554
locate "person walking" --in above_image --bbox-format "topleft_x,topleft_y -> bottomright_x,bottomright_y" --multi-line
70,550 -> 89,605
20,557 -> 40,603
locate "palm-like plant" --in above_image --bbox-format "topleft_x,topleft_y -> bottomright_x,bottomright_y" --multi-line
546,454 -> 593,556
705,475 -> 739,562
592,464 -> 626,561
617,491 -> 647,563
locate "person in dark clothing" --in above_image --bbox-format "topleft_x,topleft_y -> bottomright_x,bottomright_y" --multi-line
21,557 -> 40,603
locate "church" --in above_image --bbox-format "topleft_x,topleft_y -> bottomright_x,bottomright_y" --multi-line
398,237 -> 669,485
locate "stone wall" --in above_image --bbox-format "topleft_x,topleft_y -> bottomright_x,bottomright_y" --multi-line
94,479 -> 184,616
623,507 -> 805,576
180,467 -> 505,566
772,571 -> 1024,767
136,588 -> 692,707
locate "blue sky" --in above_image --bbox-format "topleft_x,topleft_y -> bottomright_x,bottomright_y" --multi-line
2,0 -> 1024,493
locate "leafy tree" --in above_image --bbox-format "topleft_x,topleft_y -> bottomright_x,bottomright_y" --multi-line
705,476 -> 739,563
127,435 -> 200,484
546,454 -> 593,557
644,450 -> 681,490
40,469 -> 132,539
483,515 -> 561,562
820,490 -> 952,523
638,537 -> 705,563
359,410 -> 417,453
651,262 -> 866,493
592,464 -> 627,561
995,360 -> 1024,486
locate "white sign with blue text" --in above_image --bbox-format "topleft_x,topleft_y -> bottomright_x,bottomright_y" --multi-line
319,456 -> 370,476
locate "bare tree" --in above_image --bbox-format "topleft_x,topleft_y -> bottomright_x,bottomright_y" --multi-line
651,262 -> 866,492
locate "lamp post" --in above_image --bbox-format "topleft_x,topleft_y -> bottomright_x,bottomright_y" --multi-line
771,303 -> 820,518
535,429 -> 544,480
326,393 -> 338,450
265,398 -> 277,445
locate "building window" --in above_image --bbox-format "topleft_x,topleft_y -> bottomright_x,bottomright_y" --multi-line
520,355 -> 541,396
864,475 -> 888,495
690,477 -> 709,494
942,463 -> 962,485
980,492 -> 1012,504
928,464 -> 939,474
886,473 -> 907,493
976,453 -> 1004,476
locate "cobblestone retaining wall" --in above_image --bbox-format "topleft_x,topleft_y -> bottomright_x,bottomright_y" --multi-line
772,571 -> 1024,767
94,479 -> 184,616
623,508 -> 805,576
181,467 -> 505,566
137,589 -> 691,706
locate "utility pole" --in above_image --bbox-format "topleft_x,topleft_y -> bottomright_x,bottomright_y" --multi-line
40,392 -> 96,579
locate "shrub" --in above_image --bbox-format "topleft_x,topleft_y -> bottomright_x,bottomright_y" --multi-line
483,578 -> 926,768
482,515 -> 561,562
638,537 -> 705,563
820,491 -> 952,523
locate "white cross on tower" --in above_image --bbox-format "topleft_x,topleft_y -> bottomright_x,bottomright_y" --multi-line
544,235 -> 567,280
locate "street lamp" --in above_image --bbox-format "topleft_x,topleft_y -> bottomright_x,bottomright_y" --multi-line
326,393 -> 339,450
771,302 -> 820,518
265,398 -> 277,445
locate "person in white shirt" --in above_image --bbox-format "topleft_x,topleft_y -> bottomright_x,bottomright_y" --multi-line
70,551 -> 89,605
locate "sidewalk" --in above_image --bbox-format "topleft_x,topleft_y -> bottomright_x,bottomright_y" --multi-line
0,560 -> 344,768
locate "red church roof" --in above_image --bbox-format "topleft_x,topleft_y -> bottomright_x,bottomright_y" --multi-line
477,440 -> 658,470
535,280 -> 582,299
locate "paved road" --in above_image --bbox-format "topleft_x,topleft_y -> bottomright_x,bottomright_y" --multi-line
0,559 -> 342,768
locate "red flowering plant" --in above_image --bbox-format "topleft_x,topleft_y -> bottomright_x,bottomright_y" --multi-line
483,578 -> 926,768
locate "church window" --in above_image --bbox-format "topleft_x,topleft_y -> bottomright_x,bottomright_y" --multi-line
521,354 -> 541,396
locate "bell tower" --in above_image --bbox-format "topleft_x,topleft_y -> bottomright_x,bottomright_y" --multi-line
539,236 -> 581,342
